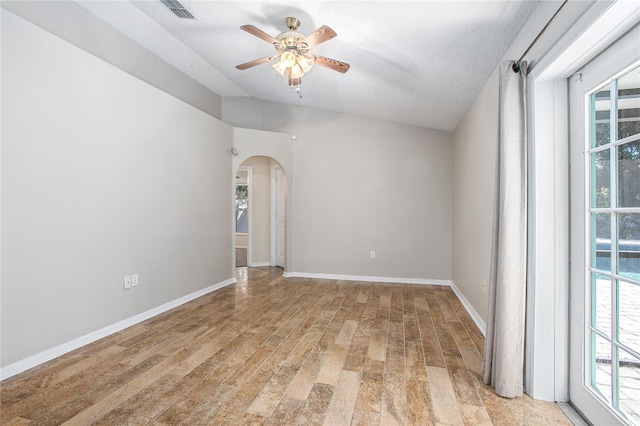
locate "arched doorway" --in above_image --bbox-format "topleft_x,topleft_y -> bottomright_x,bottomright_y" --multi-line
234,156 -> 287,270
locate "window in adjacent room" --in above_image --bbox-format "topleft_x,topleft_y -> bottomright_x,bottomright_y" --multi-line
235,184 -> 248,233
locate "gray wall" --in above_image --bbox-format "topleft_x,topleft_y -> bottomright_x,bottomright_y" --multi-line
447,0 -> 601,328
1,1 -> 222,119
224,98 -> 453,280
451,69 -> 499,323
1,11 -> 233,367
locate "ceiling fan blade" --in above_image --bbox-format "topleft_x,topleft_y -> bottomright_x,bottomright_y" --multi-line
236,56 -> 276,70
240,25 -> 279,44
302,25 -> 337,48
314,56 -> 350,73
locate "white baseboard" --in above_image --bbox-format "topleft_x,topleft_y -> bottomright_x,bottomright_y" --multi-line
0,277 -> 236,381
282,271 -> 450,286
249,261 -> 271,267
450,281 -> 486,336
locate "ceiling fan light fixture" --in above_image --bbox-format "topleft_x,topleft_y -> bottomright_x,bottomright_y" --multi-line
280,51 -> 297,68
272,60 -> 288,76
289,63 -> 305,79
273,51 -> 298,76
297,55 -> 314,73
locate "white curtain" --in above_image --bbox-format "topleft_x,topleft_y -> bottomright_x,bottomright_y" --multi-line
483,61 -> 528,398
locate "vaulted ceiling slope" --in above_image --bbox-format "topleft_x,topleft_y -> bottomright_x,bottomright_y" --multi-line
80,1 -> 539,132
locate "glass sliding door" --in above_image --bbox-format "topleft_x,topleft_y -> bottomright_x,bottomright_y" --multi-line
569,25 -> 639,426
588,63 -> 640,425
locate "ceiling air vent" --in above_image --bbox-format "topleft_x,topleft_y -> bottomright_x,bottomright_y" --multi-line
160,0 -> 195,19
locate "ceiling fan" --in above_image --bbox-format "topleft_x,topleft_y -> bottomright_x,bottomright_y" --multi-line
236,17 -> 350,87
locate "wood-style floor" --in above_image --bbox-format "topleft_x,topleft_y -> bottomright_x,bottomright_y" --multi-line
1,267 -> 572,425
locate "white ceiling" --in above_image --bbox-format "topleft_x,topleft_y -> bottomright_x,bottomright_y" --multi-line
79,1 -> 539,132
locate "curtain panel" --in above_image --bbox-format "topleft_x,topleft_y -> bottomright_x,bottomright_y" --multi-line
483,60 -> 528,398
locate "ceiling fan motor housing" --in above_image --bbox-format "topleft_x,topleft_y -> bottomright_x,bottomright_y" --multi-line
276,18 -> 306,50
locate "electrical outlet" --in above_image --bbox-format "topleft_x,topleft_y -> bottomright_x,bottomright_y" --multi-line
132,274 -> 139,287
124,276 -> 132,290
370,251 -> 376,259
482,279 -> 487,293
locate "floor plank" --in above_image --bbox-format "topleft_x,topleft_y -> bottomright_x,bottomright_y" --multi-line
427,365 -> 464,425
321,370 -> 361,426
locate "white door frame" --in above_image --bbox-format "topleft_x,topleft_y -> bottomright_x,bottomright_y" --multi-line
525,0 -> 640,403
270,165 -> 277,266
270,165 -> 286,268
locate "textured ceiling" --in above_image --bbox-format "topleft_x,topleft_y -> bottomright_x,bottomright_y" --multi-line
79,1 -> 539,131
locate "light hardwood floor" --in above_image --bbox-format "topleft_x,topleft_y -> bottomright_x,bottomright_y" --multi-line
1,267 -> 572,425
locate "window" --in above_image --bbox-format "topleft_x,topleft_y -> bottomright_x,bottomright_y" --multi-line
235,184 -> 248,233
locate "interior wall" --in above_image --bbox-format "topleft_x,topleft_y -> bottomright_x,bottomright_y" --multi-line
1,1 -> 222,119
239,156 -> 273,264
448,0 -> 596,328
1,11 -> 233,368
451,69 -> 499,324
224,98 -> 453,281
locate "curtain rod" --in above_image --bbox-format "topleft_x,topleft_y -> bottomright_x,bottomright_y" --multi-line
513,0 -> 569,73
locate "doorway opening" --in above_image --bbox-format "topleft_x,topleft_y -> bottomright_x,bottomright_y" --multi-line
235,167 -> 250,267
234,156 -> 287,271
